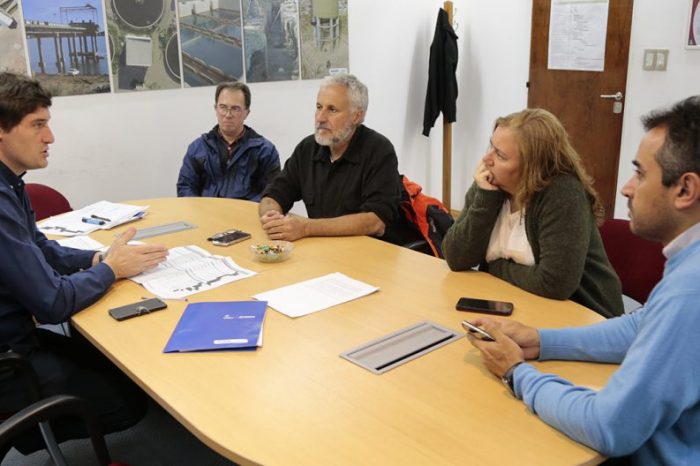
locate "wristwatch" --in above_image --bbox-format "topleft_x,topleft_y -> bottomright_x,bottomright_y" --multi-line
501,361 -> 525,398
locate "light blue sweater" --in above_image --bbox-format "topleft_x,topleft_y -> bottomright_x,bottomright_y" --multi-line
513,236 -> 700,465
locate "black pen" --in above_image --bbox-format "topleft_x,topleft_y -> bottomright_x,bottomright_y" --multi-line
90,214 -> 111,222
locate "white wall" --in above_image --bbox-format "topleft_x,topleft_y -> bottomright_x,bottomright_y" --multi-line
27,1 -> 697,218
614,1 -> 700,217
26,0 -> 532,212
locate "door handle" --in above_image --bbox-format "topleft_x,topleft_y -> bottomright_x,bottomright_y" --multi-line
600,91 -> 623,101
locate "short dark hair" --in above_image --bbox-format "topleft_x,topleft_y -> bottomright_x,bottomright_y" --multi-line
214,82 -> 251,109
0,72 -> 52,132
642,95 -> 700,186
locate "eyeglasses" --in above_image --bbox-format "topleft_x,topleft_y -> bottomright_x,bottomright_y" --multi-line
215,104 -> 245,116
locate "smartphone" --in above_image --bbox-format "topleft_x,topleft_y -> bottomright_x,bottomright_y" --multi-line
456,297 -> 514,316
207,229 -> 251,247
461,320 -> 495,342
109,298 -> 167,321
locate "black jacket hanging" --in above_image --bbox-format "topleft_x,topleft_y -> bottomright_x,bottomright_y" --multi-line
422,8 -> 458,137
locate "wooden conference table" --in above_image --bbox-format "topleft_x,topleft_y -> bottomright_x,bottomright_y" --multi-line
71,198 -> 615,466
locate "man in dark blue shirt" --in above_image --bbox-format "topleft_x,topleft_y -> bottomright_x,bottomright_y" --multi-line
0,72 -> 168,454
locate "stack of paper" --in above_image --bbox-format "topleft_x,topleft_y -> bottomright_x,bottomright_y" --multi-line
38,200 -> 148,236
164,301 -> 266,352
130,245 -> 256,300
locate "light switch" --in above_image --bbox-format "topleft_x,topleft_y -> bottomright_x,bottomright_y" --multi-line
643,49 -> 656,71
655,49 -> 669,71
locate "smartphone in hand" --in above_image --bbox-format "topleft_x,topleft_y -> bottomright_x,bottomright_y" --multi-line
207,229 -> 251,246
461,320 -> 495,342
456,297 -> 514,316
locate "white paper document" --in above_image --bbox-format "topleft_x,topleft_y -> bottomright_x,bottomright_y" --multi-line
548,0 -> 609,72
38,201 -> 148,236
56,237 -> 142,252
253,272 -> 379,318
130,245 -> 256,300
56,236 -> 106,251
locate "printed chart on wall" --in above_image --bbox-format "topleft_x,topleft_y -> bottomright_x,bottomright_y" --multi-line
0,0 -> 28,74
105,0 -> 181,92
20,0 -> 111,96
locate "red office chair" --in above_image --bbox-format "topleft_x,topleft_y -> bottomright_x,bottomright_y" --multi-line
25,183 -> 72,221
599,219 -> 666,305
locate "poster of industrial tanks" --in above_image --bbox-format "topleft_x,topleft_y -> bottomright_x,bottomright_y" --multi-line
19,0 -> 110,96
105,0 -> 181,92
0,0 -> 28,74
242,0 -> 299,82
3,0 -> 349,96
177,0 -> 244,87
299,0 -> 348,79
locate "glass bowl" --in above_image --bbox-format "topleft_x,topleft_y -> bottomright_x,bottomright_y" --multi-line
250,241 -> 294,263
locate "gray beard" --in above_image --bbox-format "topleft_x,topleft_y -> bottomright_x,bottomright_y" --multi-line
314,123 -> 355,147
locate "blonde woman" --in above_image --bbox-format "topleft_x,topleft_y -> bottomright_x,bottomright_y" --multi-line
443,108 -> 622,318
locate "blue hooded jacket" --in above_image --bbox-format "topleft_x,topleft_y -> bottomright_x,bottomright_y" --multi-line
177,125 -> 280,201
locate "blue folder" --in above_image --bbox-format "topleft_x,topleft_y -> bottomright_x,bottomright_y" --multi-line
164,301 -> 267,353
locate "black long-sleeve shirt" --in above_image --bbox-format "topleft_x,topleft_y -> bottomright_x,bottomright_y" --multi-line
262,125 -> 401,227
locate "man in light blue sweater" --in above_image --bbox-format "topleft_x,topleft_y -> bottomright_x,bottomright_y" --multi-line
467,95 -> 700,465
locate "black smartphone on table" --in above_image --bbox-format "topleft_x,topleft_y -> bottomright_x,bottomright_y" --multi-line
109,298 -> 167,321
207,229 -> 251,246
461,320 -> 495,341
456,297 -> 514,316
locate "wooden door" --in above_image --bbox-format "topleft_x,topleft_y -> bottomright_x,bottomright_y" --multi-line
528,0 -> 634,218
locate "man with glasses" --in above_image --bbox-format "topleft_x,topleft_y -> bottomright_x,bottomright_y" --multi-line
177,82 -> 280,200
258,74 -> 401,242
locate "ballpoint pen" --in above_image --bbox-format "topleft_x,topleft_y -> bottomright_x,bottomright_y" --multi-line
82,217 -> 105,225
90,214 -> 111,222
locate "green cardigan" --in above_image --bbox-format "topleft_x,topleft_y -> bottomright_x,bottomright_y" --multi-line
442,175 -> 623,318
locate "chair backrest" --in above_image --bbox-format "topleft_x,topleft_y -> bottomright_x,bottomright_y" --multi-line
25,183 -> 72,221
0,353 -> 117,466
599,218 -> 666,304
0,395 -> 113,466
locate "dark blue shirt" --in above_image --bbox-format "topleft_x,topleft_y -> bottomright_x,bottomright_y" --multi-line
0,162 -> 115,350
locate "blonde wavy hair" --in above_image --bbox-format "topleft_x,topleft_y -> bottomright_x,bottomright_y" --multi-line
495,108 -> 605,224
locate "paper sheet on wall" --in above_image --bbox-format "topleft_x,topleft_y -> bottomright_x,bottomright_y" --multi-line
252,272 -> 379,318
548,0 -> 609,72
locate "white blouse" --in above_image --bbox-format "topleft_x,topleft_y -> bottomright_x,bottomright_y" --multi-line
485,199 -> 535,266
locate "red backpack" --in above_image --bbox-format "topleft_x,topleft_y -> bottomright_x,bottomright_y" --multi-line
399,175 -> 454,258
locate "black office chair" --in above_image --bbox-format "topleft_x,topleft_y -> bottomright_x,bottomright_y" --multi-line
0,353 -> 114,466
